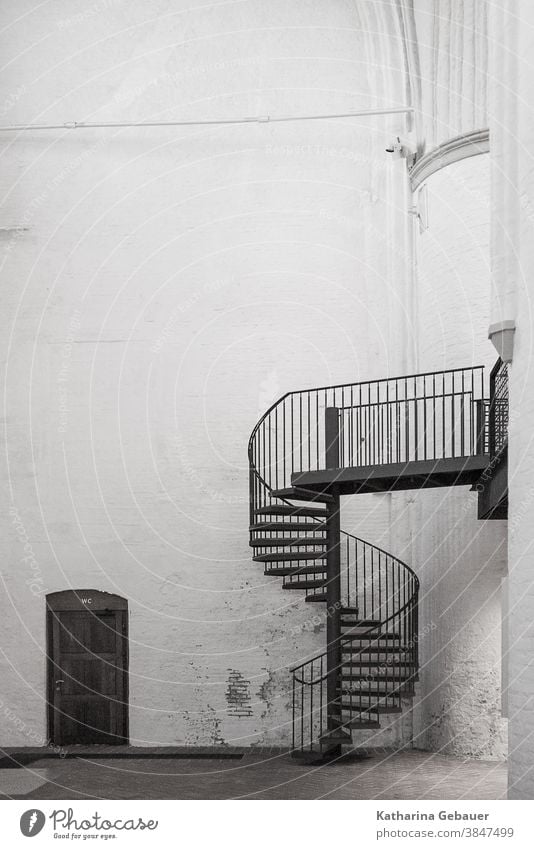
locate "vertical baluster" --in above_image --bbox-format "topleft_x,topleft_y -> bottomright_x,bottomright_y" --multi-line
363,543 -> 367,619
310,659 -> 314,749
363,403 -> 366,466
316,392 -> 319,470
292,674 -> 296,752
369,383 -> 377,465
355,397 -> 359,466
371,546 -> 375,622
423,374 -> 427,460
290,395 -> 294,476
274,406 -> 278,490
307,392 -> 311,471
415,375 -> 420,461
373,396 -> 377,465
299,393 -> 303,472
347,386 -> 354,466
301,675 -> 305,751
470,388 -> 475,456
432,372 -> 436,460
380,381 -> 384,465
442,372 -> 446,458
262,420 -> 266,497
384,380 -> 391,463
461,370 -> 465,456
320,656 -> 324,746
405,377 -> 410,462
355,539 -> 360,614
394,381 -> 398,463
451,371 -> 457,457
402,570 -> 413,658
282,398 -> 286,488
385,555 -> 390,621
368,399 -> 372,466
359,383 -> 363,465
378,551 -> 382,625
346,536 -> 350,607
370,385 -> 374,465
393,560 -> 405,645
268,413 -> 272,492
324,389 -> 328,468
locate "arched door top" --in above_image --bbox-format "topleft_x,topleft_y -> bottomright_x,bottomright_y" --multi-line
46,590 -> 128,611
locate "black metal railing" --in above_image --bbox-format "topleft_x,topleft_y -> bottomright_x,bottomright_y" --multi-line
290,540 -> 419,753
249,367 -> 487,522
248,365 -> 486,753
489,359 -> 508,457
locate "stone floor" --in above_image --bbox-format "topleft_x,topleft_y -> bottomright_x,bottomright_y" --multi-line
0,749 -> 507,800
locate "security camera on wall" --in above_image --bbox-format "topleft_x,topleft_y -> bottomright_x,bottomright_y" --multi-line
385,135 -> 417,164
385,137 -> 404,158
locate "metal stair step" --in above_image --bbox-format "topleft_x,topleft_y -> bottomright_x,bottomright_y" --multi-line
283,579 -> 327,590
341,672 -> 416,682
336,702 -> 403,714
342,632 -> 401,641
342,660 -> 415,668
319,728 -> 352,745
250,536 -> 327,547
340,685 -> 416,698
254,505 -> 328,518
337,686 -> 403,697
272,487 -> 334,504
332,708 -> 380,723
338,717 -> 381,729
253,551 -> 326,563
305,592 -> 327,603
264,566 -> 327,577
333,705 -> 379,715
250,522 -> 327,532
341,652 -> 413,664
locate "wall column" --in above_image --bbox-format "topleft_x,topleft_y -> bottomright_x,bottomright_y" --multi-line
489,0 -> 534,799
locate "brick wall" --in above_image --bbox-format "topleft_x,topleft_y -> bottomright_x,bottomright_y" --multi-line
0,0 -> 413,747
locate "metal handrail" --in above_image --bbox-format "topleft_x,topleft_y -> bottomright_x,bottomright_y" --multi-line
292,592 -> 419,685
249,367 -> 487,506
248,365 -> 485,452
248,365 -> 488,752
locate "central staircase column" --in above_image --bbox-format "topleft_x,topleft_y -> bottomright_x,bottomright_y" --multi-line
325,490 -> 342,737
325,406 -> 342,740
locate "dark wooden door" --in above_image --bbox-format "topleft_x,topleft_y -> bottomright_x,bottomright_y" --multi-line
47,591 -> 128,745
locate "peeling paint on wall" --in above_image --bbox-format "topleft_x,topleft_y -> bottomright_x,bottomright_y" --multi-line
183,704 -> 225,746
256,669 -> 291,719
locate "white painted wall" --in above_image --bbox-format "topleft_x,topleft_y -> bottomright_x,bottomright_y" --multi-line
0,0 -> 413,747
396,156 -> 507,760
488,0 -> 534,799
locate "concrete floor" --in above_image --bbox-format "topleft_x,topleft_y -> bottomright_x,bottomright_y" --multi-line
0,750 -> 507,800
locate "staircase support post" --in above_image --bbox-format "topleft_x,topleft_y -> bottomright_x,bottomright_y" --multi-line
325,406 -> 340,469
325,407 -> 342,743
326,490 -> 342,744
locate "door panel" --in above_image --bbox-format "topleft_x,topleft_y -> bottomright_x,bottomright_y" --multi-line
47,598 -> 128,746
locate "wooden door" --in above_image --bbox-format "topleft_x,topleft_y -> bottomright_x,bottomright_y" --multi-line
47,591 -> 128,745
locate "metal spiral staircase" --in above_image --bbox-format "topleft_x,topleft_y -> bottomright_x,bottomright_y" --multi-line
248,365 -> 500,759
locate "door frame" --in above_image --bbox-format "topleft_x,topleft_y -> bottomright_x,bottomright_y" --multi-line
46,590 -> 129,745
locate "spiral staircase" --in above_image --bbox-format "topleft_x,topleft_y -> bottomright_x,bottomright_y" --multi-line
248,365 -> 500,760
